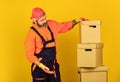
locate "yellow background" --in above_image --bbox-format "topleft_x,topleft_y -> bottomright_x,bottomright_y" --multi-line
0,0 -> 120,82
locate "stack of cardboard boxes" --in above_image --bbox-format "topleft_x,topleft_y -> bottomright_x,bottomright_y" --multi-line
77,20 -> 108,82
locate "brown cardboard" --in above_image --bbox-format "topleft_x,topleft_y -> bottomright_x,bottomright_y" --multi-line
77,43 -> 103,67
80,20 -> 101,43
79,66 -> 108,72
77,43 -> 104,49
78,66 -> 108,82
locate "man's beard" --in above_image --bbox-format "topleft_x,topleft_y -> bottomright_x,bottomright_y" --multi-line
36,21 -> 47,28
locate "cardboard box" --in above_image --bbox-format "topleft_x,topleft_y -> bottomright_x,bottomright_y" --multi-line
77,66 -> 108,82
77,43 -> 103,67
80,20 -> 101,43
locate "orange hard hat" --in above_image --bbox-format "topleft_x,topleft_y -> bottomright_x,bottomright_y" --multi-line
31,7 -> 46,19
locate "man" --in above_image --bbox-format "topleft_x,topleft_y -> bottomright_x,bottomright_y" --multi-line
24,7 -> 88,82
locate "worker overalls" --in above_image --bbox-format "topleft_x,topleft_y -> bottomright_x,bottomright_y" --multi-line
31,26 -> 60,82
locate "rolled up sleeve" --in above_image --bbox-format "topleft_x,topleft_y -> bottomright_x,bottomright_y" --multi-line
54,20 -> 73,33
24,29 -> 39,63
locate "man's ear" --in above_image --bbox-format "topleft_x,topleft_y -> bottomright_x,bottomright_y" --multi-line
32,18 -> 37,24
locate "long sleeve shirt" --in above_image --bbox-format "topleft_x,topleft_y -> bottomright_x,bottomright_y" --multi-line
24,20 -> 74,63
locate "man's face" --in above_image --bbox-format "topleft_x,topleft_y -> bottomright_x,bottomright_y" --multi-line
36,15 -> 47,27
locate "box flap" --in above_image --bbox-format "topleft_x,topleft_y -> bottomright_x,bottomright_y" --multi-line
81,20 -> 101,25
77,43 -> 104,49
78,66 -> 108,72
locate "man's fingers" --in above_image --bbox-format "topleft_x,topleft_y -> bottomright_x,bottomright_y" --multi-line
44,69 -> 55,74
39,58 -> 43,61
44,67 -> 50,71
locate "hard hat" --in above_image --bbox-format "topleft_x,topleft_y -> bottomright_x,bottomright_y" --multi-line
31,7 -> 46,19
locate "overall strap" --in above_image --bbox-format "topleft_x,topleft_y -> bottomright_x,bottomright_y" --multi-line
30,26 -> 55,47
47,26 -> 54,39
31,27 -> 45,42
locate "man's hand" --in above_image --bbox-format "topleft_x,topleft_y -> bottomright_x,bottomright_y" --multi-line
39,63 -> 49,70
34,59 -> 55,74
77,17 -> 89,23
72,17 -> 89,26
79,17 -> 89,21
39,63 -> 55,74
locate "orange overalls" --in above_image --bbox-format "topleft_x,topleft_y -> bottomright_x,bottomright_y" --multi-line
24,20 -> 73,82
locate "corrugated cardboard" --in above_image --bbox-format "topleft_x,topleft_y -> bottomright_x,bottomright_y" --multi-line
77,43 -> 104,49
79,66 -> 108,72
77,43 -> 103,67
80,20 -> 101,43
77,66 -> 108,82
